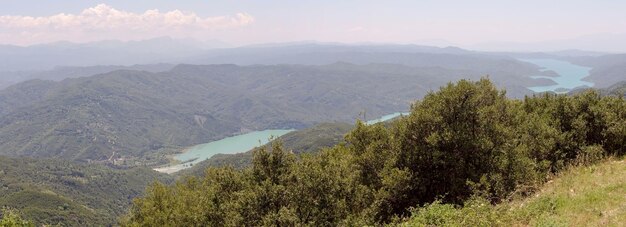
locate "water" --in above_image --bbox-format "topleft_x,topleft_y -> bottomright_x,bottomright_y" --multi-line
155,129 -> 293,173
519,58 -> 594,93
366,112 -> 409,125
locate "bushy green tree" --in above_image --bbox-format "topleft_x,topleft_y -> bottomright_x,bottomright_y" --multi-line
392,79 -> 533,204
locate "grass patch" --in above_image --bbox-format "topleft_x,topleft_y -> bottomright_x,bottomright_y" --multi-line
400,156 -> 626,226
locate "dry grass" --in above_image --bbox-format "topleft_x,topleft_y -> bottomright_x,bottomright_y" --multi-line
506,157 -> 626,226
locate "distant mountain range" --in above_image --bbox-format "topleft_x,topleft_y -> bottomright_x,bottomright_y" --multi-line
0,38 -> 546,89
2,37 -> 623,89
0,38 -> 486,72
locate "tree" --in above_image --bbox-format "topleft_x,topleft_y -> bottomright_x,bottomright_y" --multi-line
393,79 -> 531,205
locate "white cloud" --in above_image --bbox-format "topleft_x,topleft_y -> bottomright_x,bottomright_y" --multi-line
0,4 -> 254,45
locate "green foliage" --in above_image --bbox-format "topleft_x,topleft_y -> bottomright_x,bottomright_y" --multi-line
394,79 -> 526,205
0,156 -> 172,226
124,78 -> 625,226
0,209 -> 34,227
399,197 -> 506,227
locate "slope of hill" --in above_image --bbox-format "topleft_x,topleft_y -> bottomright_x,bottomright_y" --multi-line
0,63 -> 542,164
0,79 -> 56,116
586,62 -> 626,88
0,156 -> 172,226
507,157 -> 626,226
603,81 -> 626,97
569,81 -> 626,97
566,54 -> 626,87
400,157 -> 626,226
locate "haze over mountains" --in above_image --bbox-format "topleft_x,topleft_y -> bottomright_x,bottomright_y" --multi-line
2,37 -> 624,89
471,33 -> 626,53
2,36 -> 620,71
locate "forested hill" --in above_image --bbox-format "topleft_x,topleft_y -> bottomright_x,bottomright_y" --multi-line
0,156 -> 172,226
0,63 -> 543,164
122,79 -> 625,226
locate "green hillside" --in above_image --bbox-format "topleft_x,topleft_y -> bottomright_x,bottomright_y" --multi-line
0,156 -> 172,226
0,63 -> 542,165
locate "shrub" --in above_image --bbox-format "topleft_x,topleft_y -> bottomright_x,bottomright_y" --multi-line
0,209 -> 34,227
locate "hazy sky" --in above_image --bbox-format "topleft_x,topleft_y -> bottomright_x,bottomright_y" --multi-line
1,0 -> 625,51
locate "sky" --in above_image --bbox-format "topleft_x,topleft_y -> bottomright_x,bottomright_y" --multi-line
1,0 -> 625,51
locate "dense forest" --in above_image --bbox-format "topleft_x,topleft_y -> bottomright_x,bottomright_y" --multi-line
121,79 -> 625,226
